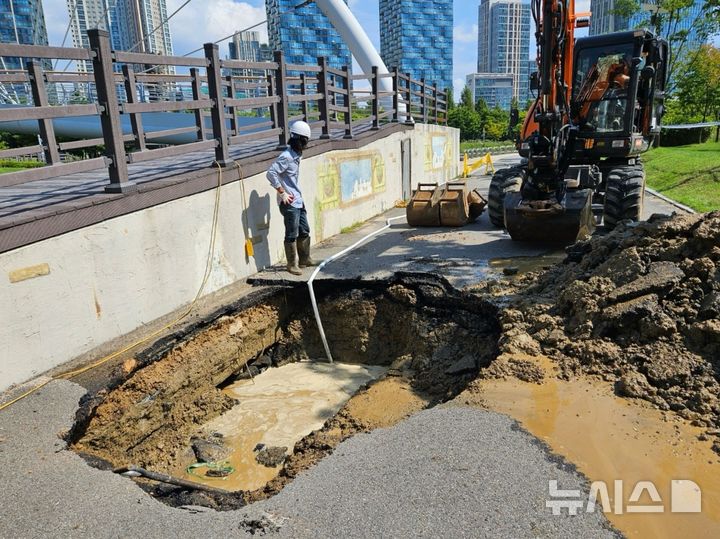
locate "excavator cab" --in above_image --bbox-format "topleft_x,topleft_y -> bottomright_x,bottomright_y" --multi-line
571,30 -> 668,161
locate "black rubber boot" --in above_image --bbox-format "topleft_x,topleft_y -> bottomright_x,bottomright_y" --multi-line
297,237 -> 318,268
284,241 -> 302,275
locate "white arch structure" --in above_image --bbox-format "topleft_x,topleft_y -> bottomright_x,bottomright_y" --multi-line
311,0 -> 409,120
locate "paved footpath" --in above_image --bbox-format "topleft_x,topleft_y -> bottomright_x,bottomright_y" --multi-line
0,157 -> 682,538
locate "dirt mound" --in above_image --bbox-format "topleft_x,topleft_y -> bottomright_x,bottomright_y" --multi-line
494,212 -> 720,444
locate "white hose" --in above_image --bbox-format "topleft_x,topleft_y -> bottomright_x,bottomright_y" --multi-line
307,214 -> 406,363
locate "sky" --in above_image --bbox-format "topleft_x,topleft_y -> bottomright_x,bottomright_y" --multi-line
41,0 -> 592,96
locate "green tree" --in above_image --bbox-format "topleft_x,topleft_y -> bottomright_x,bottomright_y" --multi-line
475,97 -> 490,134
675,44 -> 720,123
460,86 -> 474,109
485,106 -> 511,140
447,106 -> 481,140
613,0 -> 720,91
445,87 -> 455,111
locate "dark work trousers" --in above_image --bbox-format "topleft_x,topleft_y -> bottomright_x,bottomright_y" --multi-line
279,204 -> 310,243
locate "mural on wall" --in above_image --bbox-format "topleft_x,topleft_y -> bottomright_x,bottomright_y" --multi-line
424,132 -> 453,172
315,150 -> 386,240
317,151 -> 386,210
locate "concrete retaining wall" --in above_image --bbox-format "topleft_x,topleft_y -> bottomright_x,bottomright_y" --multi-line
0,124 -> 459,392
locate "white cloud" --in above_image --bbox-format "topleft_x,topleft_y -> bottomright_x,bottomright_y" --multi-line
43,0 -> 268,60
454,23 -> 478,44
168,0 -> 267,57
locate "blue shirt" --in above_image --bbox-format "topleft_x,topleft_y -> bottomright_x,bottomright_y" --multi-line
266,147 -> 303,208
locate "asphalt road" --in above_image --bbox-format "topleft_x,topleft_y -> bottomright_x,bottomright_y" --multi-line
256,153 -> 686,287
0,380 -> 619,538
0,155 -> 684,538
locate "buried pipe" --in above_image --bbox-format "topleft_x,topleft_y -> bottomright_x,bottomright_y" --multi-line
114,465 -> 229,495
307,215 -> 406,363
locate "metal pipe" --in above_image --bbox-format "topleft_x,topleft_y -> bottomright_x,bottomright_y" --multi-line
113,465 -> 229,495
307,214 -> 406,363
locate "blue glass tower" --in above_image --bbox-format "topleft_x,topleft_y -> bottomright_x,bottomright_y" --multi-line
591,0 -> 706,52
266,0 -> 351,70
0,0 -> 49,71
379,0 -> 453,92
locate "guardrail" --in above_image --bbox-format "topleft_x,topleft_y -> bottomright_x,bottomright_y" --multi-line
0,29 -> 448,194
462,145 -> 516,159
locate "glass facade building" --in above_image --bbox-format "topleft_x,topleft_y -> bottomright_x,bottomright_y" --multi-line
467,72 -> 514,110
68,0 -> 175,73
266,0 -> 351,70
0,0 -> 49,70
379,0 -> 453,92
591,0 -> 706,51
476,0 -> 530,109
588,0 -> 627,35
0,0 -> 49,103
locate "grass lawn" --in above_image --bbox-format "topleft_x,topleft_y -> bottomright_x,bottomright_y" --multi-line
643,140 -> 720,212
460,139 -> 515,152
0,167 -> 21,174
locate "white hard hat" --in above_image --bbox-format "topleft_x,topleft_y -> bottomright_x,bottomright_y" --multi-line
289,120 -> 311,139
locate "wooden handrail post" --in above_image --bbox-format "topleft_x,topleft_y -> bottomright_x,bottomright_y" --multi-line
274,50 -> 289,149
371,66 -> 380,130
405,72 -> 413,125
204,42 -> 232,165
190,67 -> 205,140
27,61 -> 60,165
300,73 -> 309,122
122,64 -> 146,152
88,29 -> 134,193
392,68 -> 399,123
317,56 -> 331,139
342,65 -> 353,139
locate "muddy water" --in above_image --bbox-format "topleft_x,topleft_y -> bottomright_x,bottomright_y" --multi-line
180,361 -> 386,492
476,355 -> 720,538
489,253 -> 566,275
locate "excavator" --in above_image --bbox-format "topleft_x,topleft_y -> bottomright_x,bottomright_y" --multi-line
487,0 -> 669,242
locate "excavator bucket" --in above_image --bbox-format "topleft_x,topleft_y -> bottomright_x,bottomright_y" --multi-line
406,183 -> 443,226
439,182 -> 470,227
503,189 -> 595,243
468,188 -> 488,222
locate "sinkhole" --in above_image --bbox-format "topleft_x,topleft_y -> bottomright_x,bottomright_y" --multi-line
68,274 -> 500,510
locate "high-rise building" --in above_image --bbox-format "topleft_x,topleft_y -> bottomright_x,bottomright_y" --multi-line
476,0 -> 531,108
467,72 -> 514,110
0,0 -> 49,70
266,0 -> 351,70
588,0 -> 627,35
67,0 -> 175,73
229,31 -> 263,64
379,0 -> 453,92
590,0 -> 706,52
0,0 -> 50,103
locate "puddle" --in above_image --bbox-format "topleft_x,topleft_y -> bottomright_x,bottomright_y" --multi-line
488,253 -> 566,275
476,355 -> 720,538
180,361 -> 386,492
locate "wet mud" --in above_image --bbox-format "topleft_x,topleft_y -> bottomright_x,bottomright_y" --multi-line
69,274 -> 499,509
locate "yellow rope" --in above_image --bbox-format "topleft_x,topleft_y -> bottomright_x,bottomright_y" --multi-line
0,163 -> 225,412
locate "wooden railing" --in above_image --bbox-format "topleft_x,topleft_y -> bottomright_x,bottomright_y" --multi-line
0,29 -> 448,193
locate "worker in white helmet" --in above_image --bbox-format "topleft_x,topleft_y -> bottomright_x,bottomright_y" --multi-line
266,120 -> 317,275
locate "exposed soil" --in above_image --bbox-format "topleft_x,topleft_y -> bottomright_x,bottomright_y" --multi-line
67,211 -> 720,515
474,211 -> 720,450
69,274 -> 499,510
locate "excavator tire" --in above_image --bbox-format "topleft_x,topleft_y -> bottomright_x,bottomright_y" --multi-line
488,167 -> 523,228
603,163 -> 645,229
